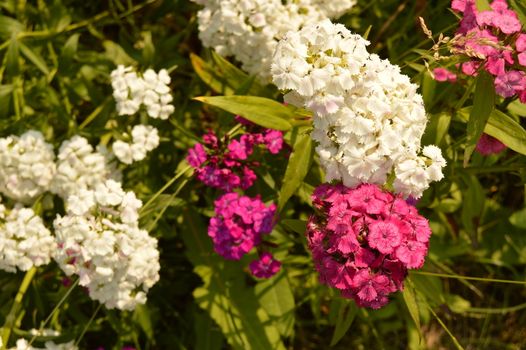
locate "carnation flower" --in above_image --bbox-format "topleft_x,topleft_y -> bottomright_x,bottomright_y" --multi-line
306,183 -> 432,309
0,130 -> 56,203
111,65 -> 174,119
187,129 -> 283,191
51,136 -> 121,200
191,0 -> 356,82
475,133 -> 507,155
53,180 -> 160,310
272,19 -> 446,198
208,192 -> 276,260
113,125 -> 160,164
0,201 -> 55,273
249,252 -> 281,278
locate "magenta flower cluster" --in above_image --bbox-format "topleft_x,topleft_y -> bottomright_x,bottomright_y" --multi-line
434,0 -> 526,102
306,183 -> 431,309
188,120 -> 284,278
187,129 -> 283,191
208,192 -> 276,260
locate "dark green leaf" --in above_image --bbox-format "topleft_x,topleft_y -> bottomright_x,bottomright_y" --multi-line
464,71 -> 495,166
329,302 -> 358,346
280,220 -> 307,235
278,128 -> 313,211
0,16 -> 23,39
19,42 -> 50,77
402,279 -> 421,338
59,33 -> 80,72
6,38 -> 20,77
194,96 -> 293,131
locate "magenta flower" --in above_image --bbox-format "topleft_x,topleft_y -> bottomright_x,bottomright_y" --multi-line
306,183 -> 431,309
475,133 -> 507,155
208,193 -> 276,260
494,70 -> 525,98
433,68 -> 457,82
249,252 -> 281,278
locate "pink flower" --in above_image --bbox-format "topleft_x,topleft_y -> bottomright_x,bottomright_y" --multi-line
491,0 -> 509,12
263,130 -> 284,154
494,70 -> 525,97
368,220 -> 403,254
451,0 -> 472,12
518,52 -> 526,67
520,89 -> 526,103
187,143 -> 207,167
249,252 -> 281,278
433,68 -> 457,82
306,183 -> 432,309
461,61 -> 480,76
208,193 -> 276,260
475,133 -> 507,155
493,12 -> 522,34
516,34 -> 526,52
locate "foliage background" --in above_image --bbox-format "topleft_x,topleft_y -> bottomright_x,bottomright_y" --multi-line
0,0 -> 525,349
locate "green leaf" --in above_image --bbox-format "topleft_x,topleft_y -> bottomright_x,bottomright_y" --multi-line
0,16 -> 23,39
133,304 -> 155,344
0,84 -> 13,119
422,112 -> 451,146
59,33 -> 80,72
457,108 -> 526,155
6,38 -> 20,77
329,301 -> 358,346
102,40 -> 136,66
278,128 -> 313,211
475,0 -> 492,11
280,219 -> 307,235
19,42 -> 50,77
191,53 -> 236,95
464,71 -> 495,166
484,109 -> 526,155
254,273 -> 295,337
141,31 -> 155,66
194,96 -> 293,131
182,210 -> 286,350
194,311 -> 224,350
460,175 -> 484,240
509,207 -> 526,229
402,279 -> 421,338
509,0 -> 526,26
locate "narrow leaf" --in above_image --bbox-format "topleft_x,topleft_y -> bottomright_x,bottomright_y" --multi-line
464,71 -> 495,166
402,279 -> 421,338
6,38 -> 20,77
0,16 -> 23,39
194,96 -> 293,131
485,109 -> 526,155
191,53 -> 235,95
329,302 -> 358,346
280,220 -> 307,235
19,42 -> 50,76
278,128 -> 313,211
475,0 -> 492,11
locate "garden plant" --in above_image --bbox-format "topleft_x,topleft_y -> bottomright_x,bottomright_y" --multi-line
0,0 -> 525,349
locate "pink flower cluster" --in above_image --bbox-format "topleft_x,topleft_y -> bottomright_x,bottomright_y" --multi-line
249,252 -> 282,278
306,183 -> 431,309
187,128 -> 283,191
208,192 -> 276,260
435,0 -> 526,102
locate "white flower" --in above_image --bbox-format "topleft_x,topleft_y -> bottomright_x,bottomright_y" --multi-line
51,136 -> 121,200
0,131 -> 56,203
110,66 -> 174,119
7,338 -> 77,350
113,125 -> 160,164
272,20 -> 446,198
0,201 -> 55,273
54,179 -> 160,310
191,0 -> 356,82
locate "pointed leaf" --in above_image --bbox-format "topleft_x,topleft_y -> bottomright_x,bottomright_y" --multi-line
0,16 -> 23,39
278,128 -> 313,211
463,71 -> 495,166
194,96 -> 293,131
402,279 -> 421,338
254,273 -> 295,337
329,302 -> 358,346
19,42 -> 50,76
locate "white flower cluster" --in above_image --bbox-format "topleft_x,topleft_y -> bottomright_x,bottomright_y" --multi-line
271,20 -> 446,198
191,0 -> 356,82
113,125 -> 160,164
0,131 -> 56,203
110,65 -> 174,119
0,201 -> 55,273
5,339 -> 77,350
53,179 -> 160,310
51,136 -> 121,200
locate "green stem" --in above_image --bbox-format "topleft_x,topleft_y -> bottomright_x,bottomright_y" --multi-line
1,267 -> 37,349
412,271 -> 526,285
28,279 -> 79,347
74,304 -> 102,347
139,165 -> 192,216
